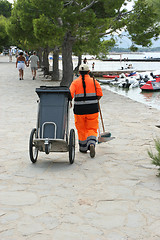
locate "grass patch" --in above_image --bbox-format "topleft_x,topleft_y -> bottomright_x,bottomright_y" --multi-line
148,138 -> 160,176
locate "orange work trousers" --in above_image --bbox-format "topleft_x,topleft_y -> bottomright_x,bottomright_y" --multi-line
74,112 -> 99,152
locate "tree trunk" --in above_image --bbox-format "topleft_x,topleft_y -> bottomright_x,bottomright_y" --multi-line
37,48 -> 42,68
60,31 -> 75,87
42,47 -> 49,75
51,48 -> 59,81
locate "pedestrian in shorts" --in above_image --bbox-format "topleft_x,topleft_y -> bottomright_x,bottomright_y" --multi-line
28,51 -> 39,80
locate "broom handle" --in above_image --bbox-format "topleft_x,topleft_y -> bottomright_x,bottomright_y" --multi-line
98,124 -> 101,136
92,75 -> 105,133
98,101 -> 105,133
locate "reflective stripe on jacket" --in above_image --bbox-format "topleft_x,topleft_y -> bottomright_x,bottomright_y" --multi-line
70,74 -> 103,115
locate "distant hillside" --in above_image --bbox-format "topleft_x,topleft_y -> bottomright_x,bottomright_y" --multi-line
110,47 -> 160,52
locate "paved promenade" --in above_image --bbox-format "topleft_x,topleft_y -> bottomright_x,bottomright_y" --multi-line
0,55 -> 160,240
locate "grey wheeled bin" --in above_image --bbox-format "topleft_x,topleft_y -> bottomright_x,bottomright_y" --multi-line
29,86 -> 75,164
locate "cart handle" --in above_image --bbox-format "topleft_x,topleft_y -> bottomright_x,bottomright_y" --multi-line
42,122 -> 57,139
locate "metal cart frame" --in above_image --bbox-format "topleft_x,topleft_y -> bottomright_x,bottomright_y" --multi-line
29,86 -> 75,164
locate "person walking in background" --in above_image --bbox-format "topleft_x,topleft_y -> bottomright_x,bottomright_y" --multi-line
25,51 -> 30,66
9,48 -> 12,62
15,49 -> 19,58
16,51 -> 27,80
28,51 -> 39,80
83,57 -> 88,64
70,64 -> 103,158
92,62 -> 95,70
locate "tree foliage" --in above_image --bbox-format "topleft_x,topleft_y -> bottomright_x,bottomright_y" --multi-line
7,0 -> 160,86
0,15 -> 10,51
146,0 -> 160,21
127,0 -> 160,47
0,0 -> 12,50
7,1 -> 41,50
0,0 -> 12,18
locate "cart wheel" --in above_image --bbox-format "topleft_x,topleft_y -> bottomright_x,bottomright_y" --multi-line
69,129 -> 75,164
29,128 -> 38,163
45,143 -> 50,155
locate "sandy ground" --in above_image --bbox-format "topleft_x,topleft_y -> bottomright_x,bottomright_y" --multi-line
0,55 -> 160,240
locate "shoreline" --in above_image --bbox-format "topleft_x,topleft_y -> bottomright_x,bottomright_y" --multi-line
100,84 -> 160,112
101,58 -> 160,62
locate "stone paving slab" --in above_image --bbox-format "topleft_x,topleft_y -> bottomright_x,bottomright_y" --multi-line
0,55 -> 160,239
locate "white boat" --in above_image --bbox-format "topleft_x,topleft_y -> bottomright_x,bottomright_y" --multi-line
97,79 -> 113,84
129,80 -> 139,88
118,76 -> 139,88
118,67 -> 136,73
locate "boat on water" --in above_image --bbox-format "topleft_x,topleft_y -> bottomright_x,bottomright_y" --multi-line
118,67 -> 136,72
99,70 -> 160,90
97,79 -> 114,84
140,77 -> 160,91
118,77 -> 139,88
102,71 -> 137,79
102,74 -> 119,79
98,74 -> 139,88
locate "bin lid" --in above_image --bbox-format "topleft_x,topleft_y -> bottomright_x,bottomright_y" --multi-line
36,86 -> 72,100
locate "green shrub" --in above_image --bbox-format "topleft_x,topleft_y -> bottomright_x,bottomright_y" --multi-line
148,138 -> 160,176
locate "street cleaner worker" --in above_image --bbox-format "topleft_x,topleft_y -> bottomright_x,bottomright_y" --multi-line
69,64 -> 103,158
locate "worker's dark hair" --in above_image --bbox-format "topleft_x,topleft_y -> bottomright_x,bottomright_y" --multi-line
80,71 -> 88,99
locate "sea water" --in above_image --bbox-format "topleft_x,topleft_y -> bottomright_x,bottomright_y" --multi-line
59,52 -> 160,111
83,53 -> 160,111
57,52 -> 160,72
100,84 -> 160,111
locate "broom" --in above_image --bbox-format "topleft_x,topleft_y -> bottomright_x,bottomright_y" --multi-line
92,74 -> 115,143
98,101 -> 115,143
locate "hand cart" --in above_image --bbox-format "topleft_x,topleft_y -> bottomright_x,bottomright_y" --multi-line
29,86 -> 75,164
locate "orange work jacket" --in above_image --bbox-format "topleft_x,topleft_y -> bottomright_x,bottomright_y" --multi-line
70,74 -> 103,115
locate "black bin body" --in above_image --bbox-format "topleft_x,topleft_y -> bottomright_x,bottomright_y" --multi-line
36,86 -> 71,139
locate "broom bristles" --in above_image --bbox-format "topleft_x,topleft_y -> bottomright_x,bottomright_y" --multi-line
100,132 -> 111,138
